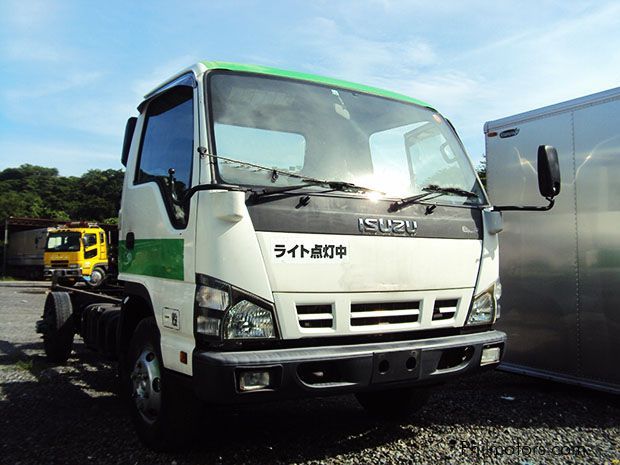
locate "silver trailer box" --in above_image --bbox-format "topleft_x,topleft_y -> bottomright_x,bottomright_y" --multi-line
6,228 -> 48,278
485,87 -> 620,394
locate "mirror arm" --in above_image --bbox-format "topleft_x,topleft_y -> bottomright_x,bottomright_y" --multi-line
492,196 -> 555,212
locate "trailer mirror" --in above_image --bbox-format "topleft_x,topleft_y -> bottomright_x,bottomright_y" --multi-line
537,145 -> 561,198
121,117 -> 138,167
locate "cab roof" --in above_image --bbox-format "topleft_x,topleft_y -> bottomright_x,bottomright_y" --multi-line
145,61 -> 432,109
201,61 -> 432,108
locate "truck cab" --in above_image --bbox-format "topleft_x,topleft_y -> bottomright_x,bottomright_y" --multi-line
112,61 -> 513,448
44,223 -> 109,287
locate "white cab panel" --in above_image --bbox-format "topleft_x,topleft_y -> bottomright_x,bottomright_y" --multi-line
256,232 -> 482,293
195,190 -> 273,302
474,209 -> 500,295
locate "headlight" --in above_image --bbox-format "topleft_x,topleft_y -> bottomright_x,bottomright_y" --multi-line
194,274 -> 277,340
223,300 -> 275,339
467,281 -> 501,325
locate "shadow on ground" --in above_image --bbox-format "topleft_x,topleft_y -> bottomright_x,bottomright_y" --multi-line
0,336 -> 618,465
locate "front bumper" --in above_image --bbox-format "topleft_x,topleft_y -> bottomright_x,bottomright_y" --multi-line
192,330 -> 506,403
44,267 -> 82,278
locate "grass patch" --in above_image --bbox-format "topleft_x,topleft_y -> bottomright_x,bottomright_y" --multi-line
15,358 -> 34,371
0,276 -> 16,281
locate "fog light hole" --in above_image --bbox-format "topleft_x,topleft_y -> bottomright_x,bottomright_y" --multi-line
378,359 -> 390,374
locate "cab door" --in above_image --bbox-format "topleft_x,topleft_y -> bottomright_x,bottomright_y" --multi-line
119,74 -> 200,375
99,231 -> 107,261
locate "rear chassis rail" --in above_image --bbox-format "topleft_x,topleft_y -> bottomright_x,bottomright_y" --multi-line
50,282 -> 123,306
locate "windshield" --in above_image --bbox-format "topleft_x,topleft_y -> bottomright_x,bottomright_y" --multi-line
45,232 -> 81,252
208,72 -> 485,205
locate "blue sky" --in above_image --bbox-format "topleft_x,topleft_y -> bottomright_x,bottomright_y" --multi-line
1,0 -> 620,176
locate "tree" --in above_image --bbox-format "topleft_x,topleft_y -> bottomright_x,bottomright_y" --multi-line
476,158 -> 487,187
0,164 -> 124,223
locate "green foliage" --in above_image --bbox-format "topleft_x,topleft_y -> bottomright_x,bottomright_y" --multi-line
476,158 -> 487,187
0,164 -> 124,223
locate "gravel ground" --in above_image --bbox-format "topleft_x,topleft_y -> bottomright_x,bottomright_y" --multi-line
0,281 -> 618,465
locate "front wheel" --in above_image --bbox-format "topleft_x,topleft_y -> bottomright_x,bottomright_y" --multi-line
86,267 -> 106,288
355,387 -> 430,419
126,317 -> 198,451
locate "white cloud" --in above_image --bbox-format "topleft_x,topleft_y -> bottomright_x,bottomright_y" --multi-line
4,72 -> 103,101
0,0 -> 68,62
2,0 -> 59,29
0,140 -> 120,176
130,54 -> 202,101
287,2 -> 620,163
2,39 -> 73,63
296,17 -> 437,80
1,71 -> 133,138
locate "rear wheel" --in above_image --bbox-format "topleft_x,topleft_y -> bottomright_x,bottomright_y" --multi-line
355,387 -> 430,419
126,317 -> 198,451
41,292 -> 75,363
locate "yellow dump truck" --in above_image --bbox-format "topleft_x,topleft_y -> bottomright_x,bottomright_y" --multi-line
43,222 -> 109,287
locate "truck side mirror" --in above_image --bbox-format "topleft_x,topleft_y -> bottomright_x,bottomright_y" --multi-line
493,144 -> 561,212
121,117 -> 138,167
537,145 -> 561,198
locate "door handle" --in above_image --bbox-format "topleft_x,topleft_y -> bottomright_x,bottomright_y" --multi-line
126,232 -> 135,250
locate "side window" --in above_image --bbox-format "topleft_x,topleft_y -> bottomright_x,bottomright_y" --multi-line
83,234 -> 97,248
135,85 -> 194,228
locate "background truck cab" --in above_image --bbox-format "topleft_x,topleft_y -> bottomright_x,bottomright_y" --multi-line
44,222 -> 109,287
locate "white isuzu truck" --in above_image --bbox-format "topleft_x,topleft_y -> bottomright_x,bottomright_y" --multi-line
37,61 -> 560,450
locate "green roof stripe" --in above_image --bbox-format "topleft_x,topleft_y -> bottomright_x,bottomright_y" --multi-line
201,61 -> 432,108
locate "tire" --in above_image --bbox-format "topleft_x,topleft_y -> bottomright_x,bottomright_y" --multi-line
42,292 -> 75,363
104,312 -> 120,358
86,267 -> 106,288
125,317 -> 198,451
96,308 -> 120,358
355,386 -> 430,419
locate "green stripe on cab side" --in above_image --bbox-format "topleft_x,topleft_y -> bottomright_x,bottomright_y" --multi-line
119,239 -> 184,281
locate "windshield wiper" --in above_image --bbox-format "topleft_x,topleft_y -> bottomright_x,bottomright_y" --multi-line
388,184 -> 478,212
195,150 -> 383,200
186,149 -> 386,205
249,179 -> 383,201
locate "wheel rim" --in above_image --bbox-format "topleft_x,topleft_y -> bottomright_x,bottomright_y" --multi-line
89,269 -> 103,286
131,348 -> 162,424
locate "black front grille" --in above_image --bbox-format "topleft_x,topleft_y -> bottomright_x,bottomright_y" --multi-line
51,260 -> 69,268
433,299 -> 458,320
296,304 -> 334,329
351,301 -> 420,326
